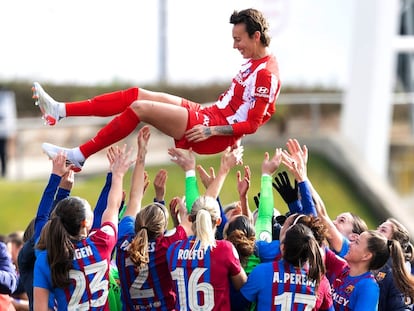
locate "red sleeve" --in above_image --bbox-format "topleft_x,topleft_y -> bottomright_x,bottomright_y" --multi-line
161,225 -> 187,247
89,222 -> 117,256
325,247 -> 348,282
317,275 -> 334,310
231,68 -> 280,136
223,241 -> 242,277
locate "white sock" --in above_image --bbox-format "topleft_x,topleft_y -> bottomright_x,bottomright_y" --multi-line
72,147 -> 86,162
58,102 -> 66,117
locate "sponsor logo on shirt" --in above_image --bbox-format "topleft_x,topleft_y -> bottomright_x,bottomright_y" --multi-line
255,86 -> 270,99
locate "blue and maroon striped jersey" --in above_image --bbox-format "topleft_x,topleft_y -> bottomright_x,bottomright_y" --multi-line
241,259 -> 318,311
116,216 -> 187,310
167,236 -> 242,311
34,222 -> 117,310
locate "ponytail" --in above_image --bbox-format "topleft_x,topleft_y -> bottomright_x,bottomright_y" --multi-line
128,203 -> 167,268
388,239 -> 414,303
190,196 -> 220,252
129,228 -> 150,268
36,197 -> 90,288
366,230 -> 414,302
37,216 -> 75,288
283,223 -> 324,289
194,209 -> 217,251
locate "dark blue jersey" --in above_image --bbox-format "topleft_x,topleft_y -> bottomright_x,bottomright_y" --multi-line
375,258 -> 413,311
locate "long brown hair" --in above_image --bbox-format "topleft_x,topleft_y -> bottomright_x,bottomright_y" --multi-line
128,203 -> 168,268
387,218 -> 414,262
366,230 -> 414,302
283,223 -> 325,289
37,196 -> 91,288
224,215 -> 255,267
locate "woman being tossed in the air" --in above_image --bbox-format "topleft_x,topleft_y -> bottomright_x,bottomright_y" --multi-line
33,8 -> 281,171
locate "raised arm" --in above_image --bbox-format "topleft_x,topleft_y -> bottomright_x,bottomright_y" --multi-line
169,196 -> 193,236
281,139 -> 316,216
273,171 -> 302,213
34,152 -> 73,241
205,146 -> 243,198
153,168 -> 168,205
101,145 -> 134,226
122,125 -> 150,218
237,165 -> 252,222
255,148 -> 282,242
197,164 -> 228,237
282,138 -> 343,252
54,169 -> 75,205
91,151 -> 117,230
168,147 -> 199,213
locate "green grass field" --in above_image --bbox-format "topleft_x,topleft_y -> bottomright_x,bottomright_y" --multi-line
0,147 -> 379,236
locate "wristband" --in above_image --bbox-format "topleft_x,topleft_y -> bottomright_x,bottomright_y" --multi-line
185,170 -> 196,178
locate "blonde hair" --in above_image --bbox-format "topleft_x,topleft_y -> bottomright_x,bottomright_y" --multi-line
190,196 -> 220,252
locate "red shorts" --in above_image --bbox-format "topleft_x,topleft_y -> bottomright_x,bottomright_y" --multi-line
174,100 -> 241,155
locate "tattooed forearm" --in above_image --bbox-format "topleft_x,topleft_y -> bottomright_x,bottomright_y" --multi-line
204,127 -> 212,137
213,125 -> 234,136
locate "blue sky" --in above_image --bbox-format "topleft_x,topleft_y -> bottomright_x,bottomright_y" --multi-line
0,0 -> 355,88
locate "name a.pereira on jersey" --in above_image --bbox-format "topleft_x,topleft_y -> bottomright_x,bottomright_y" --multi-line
273,272 -> 316,287
74,245 -> 93,259
177,248 -> 205,260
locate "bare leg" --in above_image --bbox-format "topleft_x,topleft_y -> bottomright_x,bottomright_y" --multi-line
77,100 -> 188,161
131,100 -> 188,139
137,89 -> 183,106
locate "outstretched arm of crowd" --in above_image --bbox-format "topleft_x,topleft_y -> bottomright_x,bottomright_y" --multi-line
255,148 -> 282,242
237,165 -> 252,222
153,168 -> 168,205
122,126 -> 150,218
282,138 -> 343,252
34,152 -> 74,241
280,138 -> 316,216
54,169 -> 75,206
101,144 -> 134,226
91,169 -> 113,229
169,196 -> 193,236
196,164 -> 228,236
168,147 -> 199,213
205,146 -> 243,198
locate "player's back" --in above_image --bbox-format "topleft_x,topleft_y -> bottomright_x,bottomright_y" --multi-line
117,217 -> 187,310
167,236 -> 242,311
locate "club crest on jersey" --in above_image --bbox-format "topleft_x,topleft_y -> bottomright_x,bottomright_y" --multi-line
242,68 -> 251,78
345,285 -> 355,294
375,272 -> 386,282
